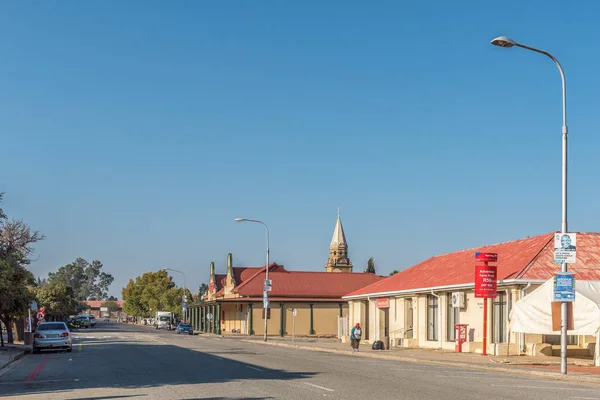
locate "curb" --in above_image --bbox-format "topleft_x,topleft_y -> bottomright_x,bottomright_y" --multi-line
240,339 -> 600,384
0,349 -> 26,372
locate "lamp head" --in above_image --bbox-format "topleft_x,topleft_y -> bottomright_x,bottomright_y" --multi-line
234,218 -> 245,222
491,36 -> 516,48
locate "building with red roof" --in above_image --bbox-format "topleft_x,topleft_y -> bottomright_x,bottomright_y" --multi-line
187,211 -> 384,337
342,232 -> 600,356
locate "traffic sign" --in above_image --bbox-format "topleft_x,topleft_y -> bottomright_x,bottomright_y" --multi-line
292,308 -> 297,317
31,301 -> 38,311
37,312 -> 44,320
263,299 -> 270,308
553,272 -> 576,302
206,313 -> 213,320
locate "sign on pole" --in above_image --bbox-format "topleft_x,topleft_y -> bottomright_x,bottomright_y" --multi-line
554,233 -> 577,264
292,308 -> 297,317
475,252 -> 498,263
31,301 -> 38,311
264,279 -> 272,292
474,265 -> 498,298
206,313 -> 213,320
553,272 -> 576,302
263,299 -> 270,309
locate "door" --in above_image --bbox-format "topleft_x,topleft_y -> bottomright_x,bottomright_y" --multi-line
405,299 -> 414,339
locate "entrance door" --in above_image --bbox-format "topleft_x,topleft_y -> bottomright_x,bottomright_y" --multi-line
405,299 -> 414,339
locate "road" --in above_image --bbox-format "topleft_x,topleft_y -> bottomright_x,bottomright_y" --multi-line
1,322 -> 600,399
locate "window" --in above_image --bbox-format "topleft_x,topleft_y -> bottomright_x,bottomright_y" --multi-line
427,295 -> 438,341
262,308 -> 271,319
447,293 -> 460,341
493,292 -> 507,343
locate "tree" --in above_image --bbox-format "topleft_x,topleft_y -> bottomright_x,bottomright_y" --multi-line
0,193 -> 43,345
35,281 -> 83,320
100,300 -> 121,312
107,295 -> 118,301
48,258 -> 114,301
365,257 -> 376,274
0,258 -> 35,345
122,270 -> 193,319
389,270 -> 399,276
198,283 -> 208,300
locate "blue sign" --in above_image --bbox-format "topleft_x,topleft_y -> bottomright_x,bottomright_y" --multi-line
553,273 -> 575,302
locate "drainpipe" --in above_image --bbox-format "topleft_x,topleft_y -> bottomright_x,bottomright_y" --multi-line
430,290 -> 442,350
520,282 -> 531,354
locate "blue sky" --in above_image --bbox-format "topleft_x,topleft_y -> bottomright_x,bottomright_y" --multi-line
2,1 -> 599,298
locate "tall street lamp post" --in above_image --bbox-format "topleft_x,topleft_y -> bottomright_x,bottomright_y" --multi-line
235,218 -> 270,342
491,36 -> 569,374
163,268 -> 188,322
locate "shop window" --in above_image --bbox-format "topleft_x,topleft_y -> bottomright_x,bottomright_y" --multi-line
427,295 -> 438,341
447,293 -> 459,341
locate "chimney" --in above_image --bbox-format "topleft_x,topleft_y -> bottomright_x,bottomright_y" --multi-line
226,253 -> 236,286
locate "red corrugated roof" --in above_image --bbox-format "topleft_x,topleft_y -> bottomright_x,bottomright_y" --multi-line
235,268 -> 384,298
344,232 -> 600,298
84,300 -> 124,308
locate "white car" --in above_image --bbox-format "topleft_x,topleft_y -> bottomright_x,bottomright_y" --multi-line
33,322 -> 72,353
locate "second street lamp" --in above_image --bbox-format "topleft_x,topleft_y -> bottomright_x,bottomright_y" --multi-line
163,268 -> 188,322
235,217 -> 270,341
491,35 -> 569,375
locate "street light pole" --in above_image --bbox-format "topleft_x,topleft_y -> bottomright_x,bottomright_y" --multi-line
491,36 -> 569,374
235,218 -> 270,342
163,268 -> 188,321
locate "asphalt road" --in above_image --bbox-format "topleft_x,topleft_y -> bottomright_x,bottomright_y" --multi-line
1,322 -> 600,400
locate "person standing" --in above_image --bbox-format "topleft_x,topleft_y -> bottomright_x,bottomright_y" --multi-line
350,323 -> 362,352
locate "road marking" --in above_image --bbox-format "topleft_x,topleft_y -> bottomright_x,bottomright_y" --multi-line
246,366 -> 263,372
304,383 -> 334,392
492,385 -> 599,392
23,358 -> 50,382
572,397 -> 600,399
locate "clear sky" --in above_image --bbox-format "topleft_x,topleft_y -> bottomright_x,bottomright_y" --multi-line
2,1 -> 599,298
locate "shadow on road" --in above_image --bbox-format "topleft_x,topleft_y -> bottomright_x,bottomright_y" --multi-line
1,337 -> 317,398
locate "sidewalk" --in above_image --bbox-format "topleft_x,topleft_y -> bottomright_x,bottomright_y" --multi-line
0,344 -> 29,372
237,336 -> 600,384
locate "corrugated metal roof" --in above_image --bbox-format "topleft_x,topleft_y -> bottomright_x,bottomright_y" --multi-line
344,232 -> 600,298
236,268 -> 383,298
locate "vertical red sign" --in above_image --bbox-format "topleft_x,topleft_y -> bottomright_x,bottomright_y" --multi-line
474,265 -> 498,298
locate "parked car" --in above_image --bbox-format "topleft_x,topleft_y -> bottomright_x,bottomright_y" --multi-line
88,315 -> 96,327
177,322 -> 193,335
33,322 -> 72,353
75,315 -> 92,328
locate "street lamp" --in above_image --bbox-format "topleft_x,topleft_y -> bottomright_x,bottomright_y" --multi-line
163,268 -> 188,322
491,36 -> 569,374
235,217 -> 270,341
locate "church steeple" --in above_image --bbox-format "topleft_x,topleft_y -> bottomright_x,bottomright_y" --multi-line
326,208 -> 353,273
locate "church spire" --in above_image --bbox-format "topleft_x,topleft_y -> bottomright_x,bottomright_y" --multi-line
326,208 -> 353,273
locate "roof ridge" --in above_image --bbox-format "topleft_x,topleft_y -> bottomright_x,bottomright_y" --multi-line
426,232 -> 554,260
512,234 -> 554,279
233,263 -> 281,291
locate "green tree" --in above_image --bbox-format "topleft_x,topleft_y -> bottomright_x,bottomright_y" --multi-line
100,300 -> 121,312
389,270 -> 399,276
0,193 -> 43,345
107,295 -> 118,301
365,257 -> 376,274
48,258 -> 114,301
198,283 -> 208,300
35,281 -> 83,320
122,270 -> 193,319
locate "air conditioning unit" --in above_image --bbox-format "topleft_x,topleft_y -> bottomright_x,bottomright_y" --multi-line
451,292 -> 465,308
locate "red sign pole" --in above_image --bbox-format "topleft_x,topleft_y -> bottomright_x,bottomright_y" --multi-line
474,252 -> 498,357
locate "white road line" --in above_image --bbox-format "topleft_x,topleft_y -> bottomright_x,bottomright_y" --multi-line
246,366 -> 263,372
304,382 -> 335,392
492,385 -> 599,392
572,397 -> 600,399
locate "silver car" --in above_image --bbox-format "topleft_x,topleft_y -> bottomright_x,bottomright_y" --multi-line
33,322 -> 72,353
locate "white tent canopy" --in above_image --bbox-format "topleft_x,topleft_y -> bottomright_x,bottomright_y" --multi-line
510,278 -> 600,335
